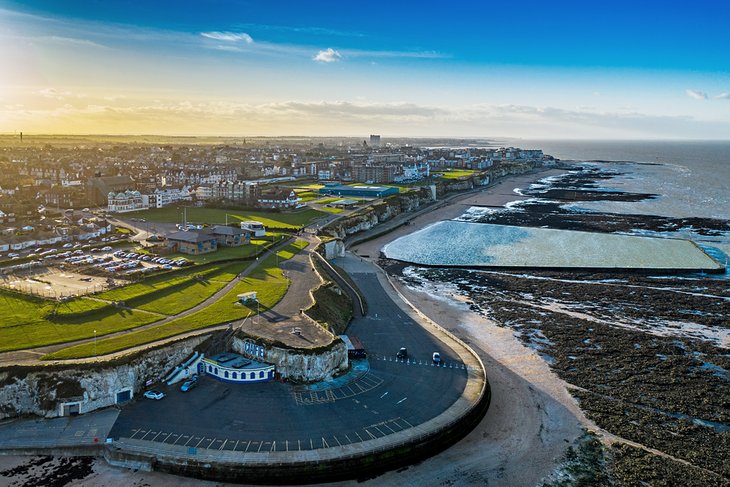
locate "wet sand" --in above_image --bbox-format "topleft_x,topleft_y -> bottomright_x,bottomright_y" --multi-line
346,167 -> 605,486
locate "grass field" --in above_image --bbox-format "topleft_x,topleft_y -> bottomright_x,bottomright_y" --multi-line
123,206 -> 326,229
435,170 -> 476,179
95,261 -> 248,313
43,240 -> 309,359
0,290 -> 161,353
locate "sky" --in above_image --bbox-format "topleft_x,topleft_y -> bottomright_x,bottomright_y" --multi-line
1,0 -> 729,138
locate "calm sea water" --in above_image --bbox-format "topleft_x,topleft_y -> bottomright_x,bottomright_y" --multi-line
504,139 -> 730,221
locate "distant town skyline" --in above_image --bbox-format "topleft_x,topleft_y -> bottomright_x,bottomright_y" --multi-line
1,1 -> 729,139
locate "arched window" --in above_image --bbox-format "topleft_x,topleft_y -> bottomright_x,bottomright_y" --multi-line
259,371 -> 265,378
224,371 -> 229,378
232,372 -> 237,379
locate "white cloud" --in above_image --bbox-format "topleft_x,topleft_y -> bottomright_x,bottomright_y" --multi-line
715,92 -> 730,99
313,48 -> 342,63
686,89 -> 708,100
200,31 -> 253,43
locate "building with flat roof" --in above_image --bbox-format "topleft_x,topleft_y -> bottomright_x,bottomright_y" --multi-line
318,184 -> 398,198
202,352 -> 275,384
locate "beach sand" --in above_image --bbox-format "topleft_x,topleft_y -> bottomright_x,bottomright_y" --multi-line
348,167 -> 603,486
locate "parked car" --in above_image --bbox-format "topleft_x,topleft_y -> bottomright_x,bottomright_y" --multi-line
101,246 -> 112,251
143,390 -> 165,400
8,253 -> 19,258
63,243 -> 73,248
432,352 -> 442,364
397,347 -> 408,359
180,375 -> 198,392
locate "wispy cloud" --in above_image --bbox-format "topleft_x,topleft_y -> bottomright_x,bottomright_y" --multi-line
686,89 -> 708,100
200,31 -> 253,43
341,48 -> 445,59
313,48 -> 341,63
715,92 -> 730,99
233,23 -> 364,38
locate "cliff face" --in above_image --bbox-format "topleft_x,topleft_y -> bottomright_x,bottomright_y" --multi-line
231,336 -> 348,383
323,162 -> 538,240
0,335 -> 207,419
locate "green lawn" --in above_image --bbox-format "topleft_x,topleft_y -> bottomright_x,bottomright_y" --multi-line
0,290 -> 161,353
95,261 -> 247,314
435,170 -> 476,179
294,190 -> 320,202
123,207 -> 326,229
43,240 -> 309,359
319,206 -> 344,214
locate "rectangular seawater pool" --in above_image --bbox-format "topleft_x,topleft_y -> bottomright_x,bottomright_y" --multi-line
382,221 -> 725,273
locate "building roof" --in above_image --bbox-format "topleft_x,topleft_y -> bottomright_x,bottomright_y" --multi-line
166,229 -> 217,243
211,225 -> 250,236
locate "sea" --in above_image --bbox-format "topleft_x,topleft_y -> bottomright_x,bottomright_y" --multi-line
504,139 -> 730,221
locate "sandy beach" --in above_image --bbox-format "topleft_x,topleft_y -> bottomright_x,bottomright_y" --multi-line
348,167 -> 604,486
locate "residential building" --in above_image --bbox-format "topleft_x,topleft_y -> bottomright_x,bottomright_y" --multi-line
107,190 -> 149,213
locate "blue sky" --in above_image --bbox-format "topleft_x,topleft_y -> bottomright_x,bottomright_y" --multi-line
1,0 -> 729,137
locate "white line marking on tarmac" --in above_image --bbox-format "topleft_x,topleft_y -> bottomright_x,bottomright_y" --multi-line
233,440 -> 240,451
355,431 -> 364,442
194,437 -> 205,448
333,436 -> 342,446
257,441 -> 264,452
184,436 -> 195,446
380,391 -> 389,398
207,438 -> 216,449
396,397 -> 407,404
322,437 -> 329,448
219,439 -> 227,450
140,430 -> 153,440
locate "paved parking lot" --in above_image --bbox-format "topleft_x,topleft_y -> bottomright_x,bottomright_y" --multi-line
108,266 -> 469,453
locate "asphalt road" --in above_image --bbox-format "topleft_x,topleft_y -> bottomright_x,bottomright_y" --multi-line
108,265 -> 467,452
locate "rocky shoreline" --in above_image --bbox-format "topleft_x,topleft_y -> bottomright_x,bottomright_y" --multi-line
373,163 -> 730,485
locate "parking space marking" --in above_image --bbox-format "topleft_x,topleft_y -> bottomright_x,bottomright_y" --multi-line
382,422 -> 396,434
151,431 -> 162,442
257,441 -> 264,452
364,429 -> 377,440
396,397 -> 407,404
219,439 -> 227,450
354,431 -> 364,442
161,433 -> 175,444
173,434 -> 186,445
194,437 -> 205,448
140,430 -> 154,441
206,438 -> 216,449
184,436 -> 195,447
321,437 -> 329,448
129,429 -> 142,439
